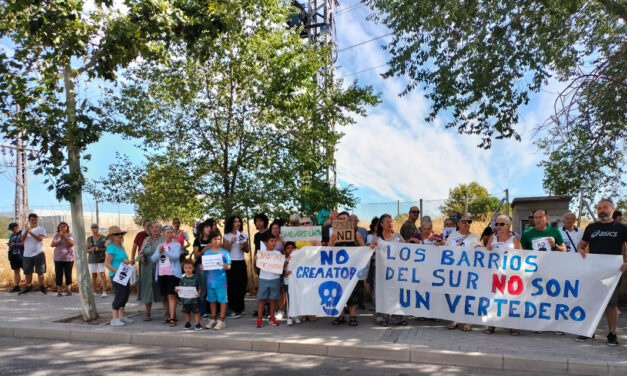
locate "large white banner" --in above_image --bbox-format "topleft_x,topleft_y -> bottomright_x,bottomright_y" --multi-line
288,246 -> 372,317
376,242 -> 622,337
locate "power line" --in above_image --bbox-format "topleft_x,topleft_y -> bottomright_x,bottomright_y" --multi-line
336,2 -> 366,16
341,63 -> 387,78
338,32 -> 393,53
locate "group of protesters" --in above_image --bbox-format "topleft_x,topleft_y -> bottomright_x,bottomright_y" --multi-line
6,199 -> 627,344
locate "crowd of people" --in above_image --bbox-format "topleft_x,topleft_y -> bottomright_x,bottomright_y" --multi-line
5,200 -> 627,344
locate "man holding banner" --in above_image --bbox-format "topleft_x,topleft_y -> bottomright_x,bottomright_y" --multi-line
577,199 -> 627,345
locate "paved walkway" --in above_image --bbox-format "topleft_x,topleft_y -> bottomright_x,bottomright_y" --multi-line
1,291 -> 625,375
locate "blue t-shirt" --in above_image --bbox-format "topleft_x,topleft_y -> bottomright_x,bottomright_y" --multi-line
9,231 -> 24,255
106,243 -> 128,277
204,248 -> 231,288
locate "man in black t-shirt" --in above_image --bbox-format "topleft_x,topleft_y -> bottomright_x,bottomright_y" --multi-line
577,199 -> 627,345
253,213 -> 270,252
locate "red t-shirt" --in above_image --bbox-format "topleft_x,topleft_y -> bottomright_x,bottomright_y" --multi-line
134,231 -> 148,248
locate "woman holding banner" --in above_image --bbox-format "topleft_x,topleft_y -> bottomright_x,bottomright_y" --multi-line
137,221 -> 164,321
484,215 -> 522,335
372,214 -> 407,326
446,213 -> 481,331
408,218 -> 445,245
329,212 -> 366,326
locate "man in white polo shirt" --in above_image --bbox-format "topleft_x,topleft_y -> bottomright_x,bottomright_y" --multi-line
560,212 -> 583,253
19,213 -> 47,294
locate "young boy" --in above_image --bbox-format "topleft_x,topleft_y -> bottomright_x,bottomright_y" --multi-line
176,259 -> 202,331
255,235 -> 282,327
201,231 -> 231,330
282,241 -> 300,326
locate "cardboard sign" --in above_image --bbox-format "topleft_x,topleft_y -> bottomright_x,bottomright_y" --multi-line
256,250 -> 285,274
332,220 -> 354,243
112,263 -> 133,286
280,226 -> 322,242
202,253 -> 224,270
176,286 -> 197,299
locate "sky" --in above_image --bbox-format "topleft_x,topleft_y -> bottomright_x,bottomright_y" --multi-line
0,2 -> 572,213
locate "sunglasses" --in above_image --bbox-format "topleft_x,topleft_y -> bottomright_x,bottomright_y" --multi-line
460,220 -> 472,224
495,223 -> 507,227
410,210 -> 419,214
301,222 -> 312,225
450,216 -> 459,219
91,227 -> 98,229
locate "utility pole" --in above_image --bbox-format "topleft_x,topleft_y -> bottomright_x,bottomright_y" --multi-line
1,134 -> 35,228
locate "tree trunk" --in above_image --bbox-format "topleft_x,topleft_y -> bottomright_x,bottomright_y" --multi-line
64,64 -> 99,321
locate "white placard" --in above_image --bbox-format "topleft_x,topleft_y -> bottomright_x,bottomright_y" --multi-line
112,263 -> 133,286
158,254 -> 171,267
532,237 -> 551,251
442,227 -> 456,240
288,246 -> 372,317
202,253 -> 223,270
256,250 -> 286,274
237,231 -> 248,244
280,226 -> 322,242
376,242 -> 622,337
176,286 -> 198,299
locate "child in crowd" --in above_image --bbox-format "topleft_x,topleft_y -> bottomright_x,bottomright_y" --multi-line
201,231 -> 231,330
176,259 -> 202,331
282,241 -> 300,326
255,235 -> 282,327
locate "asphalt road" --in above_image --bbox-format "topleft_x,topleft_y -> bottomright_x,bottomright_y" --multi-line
0,337 -> 565,376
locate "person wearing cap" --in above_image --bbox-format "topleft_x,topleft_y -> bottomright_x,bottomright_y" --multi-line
400,206 -> 420,241
104,226 -> 133,326
7,223 -> 24,293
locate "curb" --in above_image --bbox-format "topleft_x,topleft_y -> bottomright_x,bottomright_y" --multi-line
2,325 -> 626,375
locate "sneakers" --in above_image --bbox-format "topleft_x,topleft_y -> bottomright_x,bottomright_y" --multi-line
227,312 -> 242,319
554,331 -> 564,335
18,286 -> 33,295
101,292 -> 107,298
607,333 -> 619,346
286,318 -> 293,326
194,323 -> 203,331
576,334 -> 595,342
293,316 -> 301,324
256,318 -> 263,328
201,313 -> 209,319
9,286 -> 20,293
120,317 -> 134,325
269,316 -> 279,326
183,322 -> 192,330
40,286 -> 47,294
205,319 -> 216,329
275,310 -> 284,320
213,320 -> 226,330
110,319 -> 126,326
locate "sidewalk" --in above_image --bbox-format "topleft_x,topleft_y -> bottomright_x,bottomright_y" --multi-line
0,291 -> 625,375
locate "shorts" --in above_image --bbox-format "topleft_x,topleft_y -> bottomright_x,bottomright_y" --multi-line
182,302 -> 199,314
158,275 -> 180,296
257,278 -> 280,301
8,252 -> 22,270
89,263 -> 106,273
207,287 -> 228,304
112,281 -> 130,310
608,285 -> 619,307
23,253 -> 46,275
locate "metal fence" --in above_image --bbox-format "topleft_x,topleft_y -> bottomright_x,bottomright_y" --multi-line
346,199 -> 447,224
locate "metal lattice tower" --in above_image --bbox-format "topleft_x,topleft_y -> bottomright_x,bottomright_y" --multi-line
1,137 -> 36,227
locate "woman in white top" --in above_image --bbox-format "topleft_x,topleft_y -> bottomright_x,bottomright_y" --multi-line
372,214 -> 406,326
446,213 -> 481,331
484,215 -> 522,335
223,216 -> 249,317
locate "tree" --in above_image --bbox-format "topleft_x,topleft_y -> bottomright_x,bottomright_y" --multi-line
365,1 -> 626,195
441,182 -> 500,219
104,1 -> 378,222
0,1 -> 223,320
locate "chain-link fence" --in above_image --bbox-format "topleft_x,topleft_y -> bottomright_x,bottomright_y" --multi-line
345,199 -> 447,224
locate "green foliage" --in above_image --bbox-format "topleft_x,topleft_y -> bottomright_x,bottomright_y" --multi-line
365,0 -> 626,193
104,1 -> 378,221
440,182 -> 500,219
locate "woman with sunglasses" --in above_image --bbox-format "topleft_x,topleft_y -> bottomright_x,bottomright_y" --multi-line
445,213 -> 481,331
484,214 -> 522,335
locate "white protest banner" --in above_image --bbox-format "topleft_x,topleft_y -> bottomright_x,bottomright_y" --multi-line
112,263 -> 133,286
176,286 -> 197,299
376,242 -> 622,337
280,226 -> 322,242
202,253 -> 223,271
288,246 -> 372,317
256,250 -> 286,274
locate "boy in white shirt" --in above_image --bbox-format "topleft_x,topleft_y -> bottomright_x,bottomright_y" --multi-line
255,235 -> 282,327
